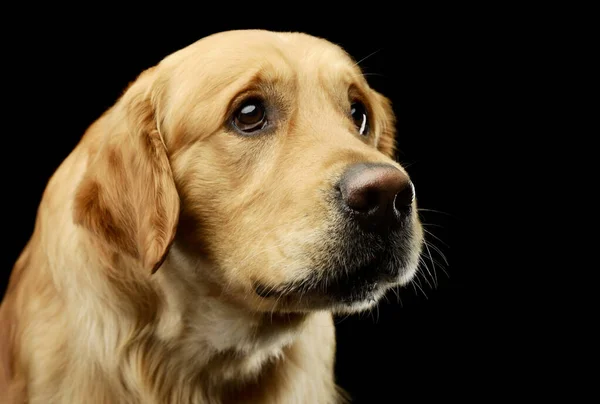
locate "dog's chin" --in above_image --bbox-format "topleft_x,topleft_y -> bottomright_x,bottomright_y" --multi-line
330,266 -> 418,314
253,260 -> 419,315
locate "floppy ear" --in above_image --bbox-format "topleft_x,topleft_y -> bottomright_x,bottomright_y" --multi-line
374,92 -> 398,159
73,69 -> 179,274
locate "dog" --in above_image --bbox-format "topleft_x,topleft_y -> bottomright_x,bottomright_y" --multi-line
0,29 -> 423,403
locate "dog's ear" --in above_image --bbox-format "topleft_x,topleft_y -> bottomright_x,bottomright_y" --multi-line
373,92 -> 397,159
73,69 -> 179,274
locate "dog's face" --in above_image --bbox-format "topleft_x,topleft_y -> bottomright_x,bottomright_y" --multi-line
75,30 -> 423,314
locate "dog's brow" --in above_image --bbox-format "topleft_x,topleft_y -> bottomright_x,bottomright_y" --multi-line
227,69 -> 296,106
320,68 -> 372,111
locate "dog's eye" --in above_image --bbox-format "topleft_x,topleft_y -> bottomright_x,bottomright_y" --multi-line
233,99 -> 267,133
351,101 -> 369,136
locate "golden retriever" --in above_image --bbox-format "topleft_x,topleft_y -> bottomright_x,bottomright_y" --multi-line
0,29 -> 423,403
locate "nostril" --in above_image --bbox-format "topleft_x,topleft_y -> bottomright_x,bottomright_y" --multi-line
394,180 -> 415,210
349,188 -> 381,212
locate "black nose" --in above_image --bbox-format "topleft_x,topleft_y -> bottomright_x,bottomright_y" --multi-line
339,163 -> 414,230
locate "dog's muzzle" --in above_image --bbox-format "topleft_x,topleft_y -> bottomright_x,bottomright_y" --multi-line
254,162 -> 420,310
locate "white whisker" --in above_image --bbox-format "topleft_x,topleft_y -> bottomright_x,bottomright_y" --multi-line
423,242 -> 439,288
418,208 -> 452,216
426,240 -> 450,266
412,277 -> 428,299
418,256 -> 436,289
423,228 -> 450,249
353,49 -> 382,67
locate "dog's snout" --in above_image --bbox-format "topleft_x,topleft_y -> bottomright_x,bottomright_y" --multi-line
339,163 -> 414,230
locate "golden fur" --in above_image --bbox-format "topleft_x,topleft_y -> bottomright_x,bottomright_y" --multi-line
0,30 -> 423,403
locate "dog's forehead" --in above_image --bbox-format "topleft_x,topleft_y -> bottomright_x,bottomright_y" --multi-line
160,30 -> 361,84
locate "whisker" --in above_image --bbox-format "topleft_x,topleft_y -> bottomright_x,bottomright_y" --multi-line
418,208 -> 452,216
410,280 -> 419,295
427,254 -> 449,276
423,228 -> 450,248
419,267 -> 435,291
427,243 -> 450,267
421,223 -> 445,228
362,72 -> 386,78
390,286 -> 400,302
418,256 -> 436,289
394,286 -> 403,307
335,312 -> 353,325
350,71 -> 386,79
353,49 -> 382,67
412,278 -> 429,299
400,161 -> 417,169
428,257 -> 449,278
423,242 -> 439,288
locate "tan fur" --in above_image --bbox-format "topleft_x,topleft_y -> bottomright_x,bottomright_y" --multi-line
0,30 -> 422,403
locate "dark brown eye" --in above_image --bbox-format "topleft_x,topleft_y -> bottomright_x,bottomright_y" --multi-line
351,101 -> 369,136
233,99 -> 267,133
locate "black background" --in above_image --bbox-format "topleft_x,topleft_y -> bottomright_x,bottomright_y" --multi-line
1,9 -> 539,403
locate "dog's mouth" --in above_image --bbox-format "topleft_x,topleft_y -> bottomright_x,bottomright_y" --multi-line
253,251 -> 415,312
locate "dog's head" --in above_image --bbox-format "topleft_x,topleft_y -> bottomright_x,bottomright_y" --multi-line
74,30 -> 423,314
